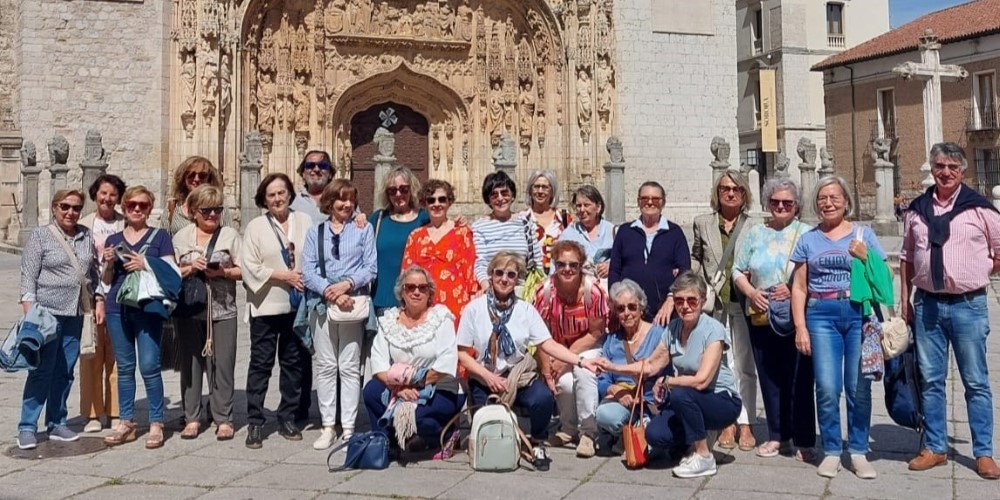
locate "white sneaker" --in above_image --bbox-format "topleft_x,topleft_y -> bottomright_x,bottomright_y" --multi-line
83,419 -> 103,433
313,426 -> 337,450
341,429 -> 354,441
817,455 -> 842,478
851,454 -> 877,479
672,452 -> 717,478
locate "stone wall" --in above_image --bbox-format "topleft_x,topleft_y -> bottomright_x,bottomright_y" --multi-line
613,0 -> 738,225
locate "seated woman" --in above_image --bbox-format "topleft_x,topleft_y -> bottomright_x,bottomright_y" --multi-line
457,251 -> 601,468
597,271 -> 741,478
594,279 -> 666,444
362,266 -> 464,455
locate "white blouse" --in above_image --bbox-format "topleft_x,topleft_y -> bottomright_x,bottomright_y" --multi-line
456,296 -> 551,374
371,305 -> 460,394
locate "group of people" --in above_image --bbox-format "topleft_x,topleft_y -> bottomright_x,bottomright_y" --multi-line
15,142 -> 1000,481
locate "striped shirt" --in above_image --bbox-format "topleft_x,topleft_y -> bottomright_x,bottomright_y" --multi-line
471,215 -> 544,283
533,277 -> 609,347
20,224 -> 98,316
302,217 -> 377,296
901,188 -> 1000,293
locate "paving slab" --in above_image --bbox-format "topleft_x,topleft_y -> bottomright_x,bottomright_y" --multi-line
28,447 -> 169,479
197,487 -> 320,500
122,455 -> 268,488
694,490 -> 819,500
0,471 -> 107,500
827,471 -> 953,499
331,467 -> 469,497
236,463 -> 343,492
69,483 -> 207,500
567,481 -> 697,500
701,462 -> 828,497
438,471 -> 579,499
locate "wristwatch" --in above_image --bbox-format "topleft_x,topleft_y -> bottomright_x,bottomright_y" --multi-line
576,358 -> 584,368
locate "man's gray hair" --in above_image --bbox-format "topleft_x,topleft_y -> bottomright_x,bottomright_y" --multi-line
525,170 -> 560,208
762,177 -> 803,215
609,279 -> 648,311
812,175 -> 855,218
929,142 -> 968,171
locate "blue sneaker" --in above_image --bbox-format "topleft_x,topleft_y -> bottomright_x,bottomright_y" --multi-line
48,425 -> 79,442
17,430 -> 37,450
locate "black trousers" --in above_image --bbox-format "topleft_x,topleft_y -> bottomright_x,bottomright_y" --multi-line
246,313 -> 307,426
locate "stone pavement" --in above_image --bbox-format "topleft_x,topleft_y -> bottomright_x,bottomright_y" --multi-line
2,251 -> 1000,500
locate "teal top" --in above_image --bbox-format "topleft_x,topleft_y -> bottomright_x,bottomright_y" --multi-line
370,208 -> 430,309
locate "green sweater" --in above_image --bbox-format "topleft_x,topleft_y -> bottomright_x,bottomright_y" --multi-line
849,249 -> 894,316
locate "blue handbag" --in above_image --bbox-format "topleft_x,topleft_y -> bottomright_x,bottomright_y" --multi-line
265,214 -> 303,309
327,429 -> 390,471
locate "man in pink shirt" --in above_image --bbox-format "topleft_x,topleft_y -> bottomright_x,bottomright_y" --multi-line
900,142 -> 1000,479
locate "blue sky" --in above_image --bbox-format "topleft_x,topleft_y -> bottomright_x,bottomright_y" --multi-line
890,0 -> 970,28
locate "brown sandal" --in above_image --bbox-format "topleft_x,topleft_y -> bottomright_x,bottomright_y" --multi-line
145,422 -> 165,449
737,424 -> 757,451
216,422 -> 234,441
716,424 -> 737,449
104,420 -> 137,446
180,422 -> 201,440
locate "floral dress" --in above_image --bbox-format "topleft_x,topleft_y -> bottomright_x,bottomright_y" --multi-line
520,208 -> 572,274
402,224 -> 478,326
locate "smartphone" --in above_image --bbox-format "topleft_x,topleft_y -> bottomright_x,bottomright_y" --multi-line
114,242 -> 133,261
207,261 -> 221,270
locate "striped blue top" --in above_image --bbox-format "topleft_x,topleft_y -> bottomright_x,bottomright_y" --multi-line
302,217 -> 377,296
471,216 -> 544,283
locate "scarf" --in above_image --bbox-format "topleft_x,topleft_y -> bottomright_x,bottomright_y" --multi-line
484,292 -> 516,370
907,184 -> 997,290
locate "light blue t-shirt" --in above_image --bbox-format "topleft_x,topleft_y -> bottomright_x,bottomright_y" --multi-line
732,220 -> 812,290
666,314 -> 738,396
790,224 -> 886,293
558,219 -> 616,264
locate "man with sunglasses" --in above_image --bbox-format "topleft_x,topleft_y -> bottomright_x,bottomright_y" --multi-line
291,150 -> 337,224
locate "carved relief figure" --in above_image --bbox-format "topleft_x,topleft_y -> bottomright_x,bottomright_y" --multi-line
257,71 -> 276,132
294,75 -> 310,131
413,4 -> 426,36
444,122 -> 455,166
431,125 -> 441,167
440,4 -> 454,39
294,24 -> 311,74
577,69 -> 593,139
181,51 -> 197,115
201,56 -> 219,125
425,2 -> 440,37
488,82 -> 504,140
220,52 -> 232,116
596,58 -> 613,129
457,0 -> 474,42
535,113 -> 546,148
259,27 -> 276,73
325,0 -> 346,35
519,82 -> 536,134
399,10 -> 413,36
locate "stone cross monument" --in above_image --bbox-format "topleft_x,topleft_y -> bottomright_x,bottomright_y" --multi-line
372,126 -> 397,200
603,136 -> 625,223
79,130 -> 109,214
893,29 -> 968,187
239,131 -> 264,230
47,135 -> 70,195
709,137 -> 732,184
797,137 -> 818,222
871,137 -> 897,224
491,132 -> 517,180
19,141 -> 40,246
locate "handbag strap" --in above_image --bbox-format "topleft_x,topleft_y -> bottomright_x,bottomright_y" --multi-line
522,217 -> 539,271
711,214 -> 747,286
628,360 -> 647,425
47,225 -> 92,314
779,222 -> 804,283
265,213 -> 293,269
316,222 -> 327,279
203,226 -> 222,263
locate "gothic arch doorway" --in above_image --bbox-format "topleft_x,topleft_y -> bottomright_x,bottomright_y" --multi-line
350,102 -> 429,213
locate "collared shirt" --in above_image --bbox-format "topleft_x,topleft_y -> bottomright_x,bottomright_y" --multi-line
630,215 -> 671,255
20,224 -> 98,316
301,217 -> 377,296
558,219 -> 616,265
901,186 -> 1000,293
290,189 -> 327,224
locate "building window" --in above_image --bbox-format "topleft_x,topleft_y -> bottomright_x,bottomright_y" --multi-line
874,88 -> 896,140
827,3 -> 845,47
971,72 -> 997,130
975,148 -> 1000,195
752,8 -> 763,54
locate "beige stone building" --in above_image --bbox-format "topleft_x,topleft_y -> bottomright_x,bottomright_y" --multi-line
0,0 -> 741,239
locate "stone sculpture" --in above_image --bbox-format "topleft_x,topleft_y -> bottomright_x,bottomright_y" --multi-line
820,147 -> 835,175
872,137 -> 893,167
48,135 -> 69,167
373,126 -> 395,161
774,152 -> 790,177
796,137 -> 817,165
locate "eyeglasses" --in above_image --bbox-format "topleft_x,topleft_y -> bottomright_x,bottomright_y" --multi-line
424,195 -> 450,206
490,189 -> 512,200
615,303 -> 640,313
386,185 -> 410,197
768,199 -> 795,210
718,186 -> 745,195
57,202 -> 84,213
198,206 -> 224,217
124,201 -> 150,213
303,161 -> 332,171
492,269 -> 518,280
639,196 -> 663,205
931,162 -> 962,173
186,171 -> 209,182
672,296 -> 701,308
531,184 -> 552,191
554,261 -> 581,271
817,195 -> 844,204
403,283 -> 431,294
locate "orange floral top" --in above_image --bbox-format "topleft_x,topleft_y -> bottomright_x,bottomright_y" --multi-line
402,224 -> 479,327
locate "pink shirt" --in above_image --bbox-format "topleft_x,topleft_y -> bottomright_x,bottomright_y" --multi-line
901,187 -> 1000,293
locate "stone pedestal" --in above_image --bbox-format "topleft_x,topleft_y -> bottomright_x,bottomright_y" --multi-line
746,168 -> 763,217
603,137 -> 626,224
19,141 -> 40,246
79,130 -> 109,214
239,131 -> 264,230
874,163 -> 896,224
0,130 -> 22,243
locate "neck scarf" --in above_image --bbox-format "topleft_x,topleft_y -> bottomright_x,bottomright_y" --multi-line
485,291 -> 517,369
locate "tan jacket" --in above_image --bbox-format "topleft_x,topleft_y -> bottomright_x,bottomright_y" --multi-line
690,212 -> 762,295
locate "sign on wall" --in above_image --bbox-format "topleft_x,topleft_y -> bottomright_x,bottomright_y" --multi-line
760,69 -> 778,152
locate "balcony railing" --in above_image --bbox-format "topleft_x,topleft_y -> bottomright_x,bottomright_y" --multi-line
752,39 -> 763,54
828,34 -> 845,48
975,151 -> 1000,196
967,103 -> 1000,132
869,117 -> 897,141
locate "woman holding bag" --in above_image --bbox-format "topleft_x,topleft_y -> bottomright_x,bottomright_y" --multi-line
241,173 -> 313,448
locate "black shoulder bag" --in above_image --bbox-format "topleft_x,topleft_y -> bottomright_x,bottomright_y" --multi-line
174,227 -> 222,318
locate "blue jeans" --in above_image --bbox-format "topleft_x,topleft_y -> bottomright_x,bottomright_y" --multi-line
106,311 -> 165,422
362,379 -> 466,444
645,386 -> 741,448
914,289 -> 994,457
468,378 -> 554,439
807,298 -> 871,455
19,315 -> 83,432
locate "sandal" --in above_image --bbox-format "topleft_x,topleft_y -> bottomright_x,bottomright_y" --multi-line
756,440 -> 781,458
145,422 -> 164,449
738,425 -> 757,451
216,422 -> 234,441
180,422 -> 201,440
103,420 -> 137,446
716,424 -> 737,449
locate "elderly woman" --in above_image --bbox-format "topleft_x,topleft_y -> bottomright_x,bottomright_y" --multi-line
558,185 -> 616,284
362,267 -> 464,455
78,174 -> 126,434
733,178 -> 815,460
593,279 -> 666,448
99,186 -> 174,449
520,170 -> 571,273
791,175 -> 886,479
598,271 -> 742,478
472,171 -> 543,292
457,251 -> 601,469
402,179 -> 478,324
173,185 -> 243,441
16,190 -> 97,450
691,171 -> 760,451
303,179 -> 377,450
610,181 -> 691,324
371,166 -> 429,315
532,240 -> 609,458
241,173 -> 313,448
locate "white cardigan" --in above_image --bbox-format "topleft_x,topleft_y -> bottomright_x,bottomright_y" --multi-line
241,210 -> 314,318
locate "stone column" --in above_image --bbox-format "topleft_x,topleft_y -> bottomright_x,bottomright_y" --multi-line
0,129 -> 22,243
18,141 -> 40,246
603,137 -> 626,224
797,138 -> 818,222
239,131 -> 264,230
872,138 -> 896,224
47,135 -> 70,194
79,130 -> 109,214
709,137 -> 731,184
372,127 -> 396,200
491,133 -> 517,180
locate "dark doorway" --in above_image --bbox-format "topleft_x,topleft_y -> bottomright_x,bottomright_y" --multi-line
350,102 -> 429,214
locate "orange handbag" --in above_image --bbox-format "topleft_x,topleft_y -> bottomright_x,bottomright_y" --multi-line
622,361 -> 648,469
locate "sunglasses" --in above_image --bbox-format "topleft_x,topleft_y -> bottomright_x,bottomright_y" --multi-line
639,196 -> 663,205
186,171 -> 209,182
57,202 -> 84,213
304,161 -> 332,171
490,189 -> 512,200
198,206 -> 224,217
673,296 -> 701,308
492,269 -> 518,280
615,303 -> 640,313
768,199 -> 795,209
554,261 -> 581,271
386,185 -> 410,197
718,185 -> 744,195
125,201 -> 151,212
424,195 -> 450,206
403,283 -> 430,294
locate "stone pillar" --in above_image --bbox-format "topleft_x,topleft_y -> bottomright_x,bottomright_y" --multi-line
18,141 -> 41,246
372,126 -> 396,200
239,131 -> 264,230
491,133 -> 517,180
603,137 -> 626,224
47,135 -> 70,194
797,138 -> 818,222
992,186 -> 1000,212
709,137 -> 731,184
79,130 -> 109,214
0,129 -> 22,243
872,138 -> 896,224
745,166 -> 762,215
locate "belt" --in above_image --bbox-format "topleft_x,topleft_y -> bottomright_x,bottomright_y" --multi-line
808,290 -> 850,300
918,288 -> 986,303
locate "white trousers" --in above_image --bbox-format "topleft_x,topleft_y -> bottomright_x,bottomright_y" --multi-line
722,301 -> 757,425
555,348 -> 602,437
311,311 -> 364,431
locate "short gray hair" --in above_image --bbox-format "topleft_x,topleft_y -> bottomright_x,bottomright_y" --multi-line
929,142 -> 968,172
525,170 -> 560,208
762,177 -> 803,215
609,279 -> 648,311
812,175 -> 855,218
669,270 -> 708,300
393,266 -> 437,306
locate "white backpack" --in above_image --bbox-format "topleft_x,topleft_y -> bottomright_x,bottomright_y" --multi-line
468,403 -> 521,472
